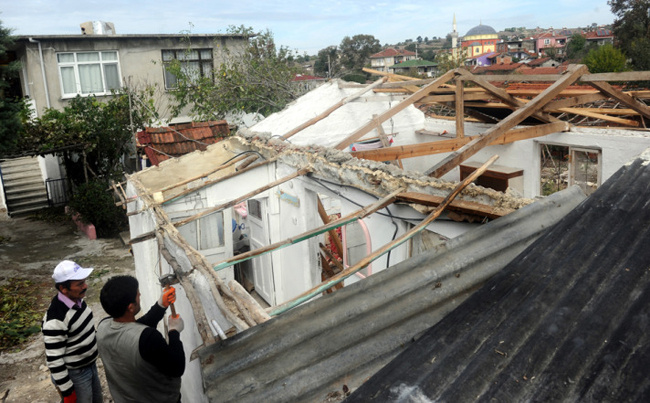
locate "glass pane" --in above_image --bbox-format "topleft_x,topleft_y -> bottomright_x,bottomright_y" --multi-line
77,52 -> 100,62
104,64 -> 120,90
200,49 -> 212,59
199,213 -> 224,249
177,221 -> 198,249
79,64 -> 104,93
162,50 -> 175,62
60,66 -> 77,94
572,150 -> 599,195
57,53 -> 75,63
201,61 -> 213,76
164,68 -> 178,88
102,51 -> 117,61
182,61 -> 200,82
178,50 -> 199,61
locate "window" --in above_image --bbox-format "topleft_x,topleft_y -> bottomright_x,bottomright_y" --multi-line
57,51 -> 121,97
540,144 -> 601,196
544,39 -> 551,45
162,49 -> 213,89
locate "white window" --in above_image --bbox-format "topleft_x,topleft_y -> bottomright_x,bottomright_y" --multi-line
162,49 -> 213,89
540,144 -> 601,196
57,51 -> 121,97
544,39 -> 551,45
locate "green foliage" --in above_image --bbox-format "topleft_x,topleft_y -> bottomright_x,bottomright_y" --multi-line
0,279 -> 42,350
338,34 -> 381,71
314,46 -> 340,77
0,19 -> 25,156
584,44 -> 627,73
68,180 -> 127,238
20,92 -> 154,184
168,27 -> 302,120
405,43 -> 417,52
342,74 -> 367,84
609,0 -> 650,70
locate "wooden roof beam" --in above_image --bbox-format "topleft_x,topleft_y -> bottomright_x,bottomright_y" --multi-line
588,81 -> 650,122
425,64 -> 588,178
395,192 -> 511,219
335,69 -> 457,150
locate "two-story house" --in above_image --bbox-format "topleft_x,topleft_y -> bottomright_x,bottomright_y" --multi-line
533,29 -> 570,57
11,22 -> 247,121
584,27 -> 614,46
370,48 -> 416,72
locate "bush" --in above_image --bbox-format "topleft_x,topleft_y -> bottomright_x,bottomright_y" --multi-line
342,74 -> 367,84
68,180 -> 127,238
0,279 -> 42,350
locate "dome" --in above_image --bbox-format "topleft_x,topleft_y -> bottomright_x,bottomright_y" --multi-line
465,24 -> 497,37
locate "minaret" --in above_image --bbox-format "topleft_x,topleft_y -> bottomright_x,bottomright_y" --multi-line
451,14 -> 458,49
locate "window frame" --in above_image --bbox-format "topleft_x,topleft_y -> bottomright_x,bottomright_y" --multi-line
56,51 -> 122,98
162,48 -> 214,90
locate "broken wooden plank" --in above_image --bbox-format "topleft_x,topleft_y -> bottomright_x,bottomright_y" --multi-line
269,155 -> 499,316
281,77 -> 388,140
426,64 -> 588,178
556,107 -> 640,127
588,81 -> 650,121
455,77 -> 465,138
228,280 -> 271,324
351,122 -> 569,161
580,71 -> 650,82
543,93 -> 607,110
317,196 -> 344,258
173,168 -> 311,228
211,187 -> 407,272
397,191 -> 512,219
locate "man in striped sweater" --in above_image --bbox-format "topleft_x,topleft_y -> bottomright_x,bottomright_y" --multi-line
42,260 -> 103,403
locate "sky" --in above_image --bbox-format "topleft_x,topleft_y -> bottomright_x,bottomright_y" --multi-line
1,0 -> 615,55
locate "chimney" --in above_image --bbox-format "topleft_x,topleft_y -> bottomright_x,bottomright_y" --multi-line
80,21 -> 116,35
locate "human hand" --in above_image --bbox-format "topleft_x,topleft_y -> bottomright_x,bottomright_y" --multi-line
159,286 -> 176,308
168,314 -> 184,333
63,390 -> 77,403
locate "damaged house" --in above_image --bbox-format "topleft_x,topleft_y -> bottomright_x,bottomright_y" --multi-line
121,65 -> 650,401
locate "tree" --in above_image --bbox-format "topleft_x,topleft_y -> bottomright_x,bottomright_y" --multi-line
584,44 -> 627,73
417,36 -> 423,44
405,43 -> 417,52
168,26 -> 302,120
609,0 -> 650,70
338,34 -> 381,72
314,46 -> 340,77
565,33 -> 587,60
0,20 -> 25,156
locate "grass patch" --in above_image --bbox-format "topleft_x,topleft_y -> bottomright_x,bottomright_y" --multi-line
0,278 -> 42,351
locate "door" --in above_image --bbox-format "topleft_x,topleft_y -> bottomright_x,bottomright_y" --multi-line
247,198 -> 275,305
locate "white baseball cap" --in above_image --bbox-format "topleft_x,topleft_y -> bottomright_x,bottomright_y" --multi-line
53,260 -> 94,283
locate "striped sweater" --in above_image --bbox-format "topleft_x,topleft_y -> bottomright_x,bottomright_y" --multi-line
42,295 -> 98,396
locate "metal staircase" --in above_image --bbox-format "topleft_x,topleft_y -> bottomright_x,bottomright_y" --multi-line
0,156 -> 50,216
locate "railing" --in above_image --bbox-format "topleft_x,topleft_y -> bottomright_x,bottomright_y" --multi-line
46,178 -> 71,206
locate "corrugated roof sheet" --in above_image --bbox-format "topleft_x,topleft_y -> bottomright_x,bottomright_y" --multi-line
348,151 -> 650,402
137,121 -> 230,165
197,187 -> 586,402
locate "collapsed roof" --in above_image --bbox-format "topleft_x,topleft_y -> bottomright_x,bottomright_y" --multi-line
348,150 -> 650,402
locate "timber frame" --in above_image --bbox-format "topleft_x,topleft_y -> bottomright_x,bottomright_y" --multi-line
326,65 -> 650,178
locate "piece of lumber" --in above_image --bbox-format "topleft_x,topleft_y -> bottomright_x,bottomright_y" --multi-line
588,81 -> 650,121
173,167 -> 311,228
159,153 -> 250,193
269,155 -> 499,316
335,69 -> 457,150
543,93 -> 607,110
455,77 -> 465,138
351,121 -> 569,161
580,71 -> 650,82
556,107 -> 639,127
396,191 -> 512,219
362,67 -> 421,81
426,64 -> 588,178
228,280 -> 271,324
281,77 -> 388,140
317,196 -> 344,257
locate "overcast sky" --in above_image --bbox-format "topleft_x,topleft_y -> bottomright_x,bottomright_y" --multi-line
1,0 -> 615,55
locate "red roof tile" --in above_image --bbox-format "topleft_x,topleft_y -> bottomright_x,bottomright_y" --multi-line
370,48 -> 416,58
137,121 -> 230,166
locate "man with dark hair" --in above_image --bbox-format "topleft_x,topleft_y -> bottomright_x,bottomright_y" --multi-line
96,275 -> 185,403
42,260 -> 103,403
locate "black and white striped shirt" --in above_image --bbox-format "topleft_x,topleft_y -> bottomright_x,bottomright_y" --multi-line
42,295 -> 98,396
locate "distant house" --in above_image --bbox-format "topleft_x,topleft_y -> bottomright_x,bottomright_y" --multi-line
585,27 -> 614,46
291,74 -> 327,94
496,37 -> 536,60
533,30 -> 569,56
389,59 -> 438,77
526,56 -> 561,68
10,22 -> 248,122
370,48 -> 416,72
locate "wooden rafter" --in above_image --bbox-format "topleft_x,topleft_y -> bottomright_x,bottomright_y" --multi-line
425,64 -> 588,178
588,81 -> 650,122
335,69 -> 457,150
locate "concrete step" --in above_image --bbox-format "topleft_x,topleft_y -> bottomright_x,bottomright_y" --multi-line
1,170 -> 43,182
4,179 -> 46,192
0,157 -> 40,170
6,188 -> 48,202
9,203 -> 51,217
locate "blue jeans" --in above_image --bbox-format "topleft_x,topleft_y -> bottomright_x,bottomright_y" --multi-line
62,363 -> 103,403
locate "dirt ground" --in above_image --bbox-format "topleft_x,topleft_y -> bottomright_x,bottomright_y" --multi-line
0,213 -> 135,403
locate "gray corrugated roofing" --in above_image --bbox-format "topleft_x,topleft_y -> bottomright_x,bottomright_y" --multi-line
348,152 -> 650,402
198,186 -> 586,402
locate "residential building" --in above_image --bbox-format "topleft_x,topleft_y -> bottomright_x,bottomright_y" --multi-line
584,27 -> 614,46
11,22 -> 247,122
369,48 -> 416,72
389,59 -> 438,77
533,29 -> 569,56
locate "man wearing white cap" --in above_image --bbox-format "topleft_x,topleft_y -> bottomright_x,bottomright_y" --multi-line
42,260 -> 103,403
